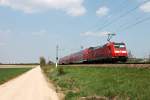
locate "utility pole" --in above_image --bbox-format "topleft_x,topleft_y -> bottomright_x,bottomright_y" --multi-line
56,45 -> 59,68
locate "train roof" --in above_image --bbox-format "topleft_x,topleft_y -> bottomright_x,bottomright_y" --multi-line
88,42 -> 125,49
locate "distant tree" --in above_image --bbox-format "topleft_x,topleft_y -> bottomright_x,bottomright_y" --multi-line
40,57 -> 46,67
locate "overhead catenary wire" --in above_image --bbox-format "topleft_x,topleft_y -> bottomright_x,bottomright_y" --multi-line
87,0 -> 128,32
94,0 -> 150,32
120,16 -> 150,31
115,14 -> 148,32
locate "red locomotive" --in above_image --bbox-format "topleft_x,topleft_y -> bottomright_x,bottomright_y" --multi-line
59,42 -> 128,64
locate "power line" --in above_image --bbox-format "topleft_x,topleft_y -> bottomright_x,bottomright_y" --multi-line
115,15 -> 145,32
88,0 -> 128,32
95,0 -> 150,32
121,16 -> 150,31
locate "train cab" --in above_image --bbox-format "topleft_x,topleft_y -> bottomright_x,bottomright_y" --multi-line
111,42 -> 128,62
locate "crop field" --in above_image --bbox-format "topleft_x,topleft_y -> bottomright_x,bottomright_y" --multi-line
0,65 -> 37,68
0,66 -> 32,84
42,65 -> 150,100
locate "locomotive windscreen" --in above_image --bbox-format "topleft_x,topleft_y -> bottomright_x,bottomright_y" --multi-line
114,43 -> 125,48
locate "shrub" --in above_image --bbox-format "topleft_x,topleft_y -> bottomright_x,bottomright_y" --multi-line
57,67 -> 65,75
47,60 -> 54,65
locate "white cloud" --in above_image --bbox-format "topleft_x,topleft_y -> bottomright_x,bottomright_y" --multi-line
140,1 -> 150,12
96,6 -> 109,17
0,29 -> 11,34
0,0 -> 86,16
0,42 -> 6,46
81,31 -> 110,37
31,29 -> 47,36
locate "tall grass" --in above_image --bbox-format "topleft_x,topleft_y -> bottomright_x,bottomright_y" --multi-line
42,65 -> 150,100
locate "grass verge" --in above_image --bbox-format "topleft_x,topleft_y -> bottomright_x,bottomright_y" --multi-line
42,65 -> 150,100
0,67 -> 31,85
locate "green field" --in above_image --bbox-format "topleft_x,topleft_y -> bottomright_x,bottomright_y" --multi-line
42,65 -> 150,100
0,67 -> 31,85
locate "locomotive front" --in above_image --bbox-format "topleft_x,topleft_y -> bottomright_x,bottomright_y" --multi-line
112,43 -> 128,62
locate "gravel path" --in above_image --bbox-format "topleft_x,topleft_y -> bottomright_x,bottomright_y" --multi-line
0,66 -> 59,100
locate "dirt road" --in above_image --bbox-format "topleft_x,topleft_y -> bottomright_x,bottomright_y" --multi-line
0,66 -> 59,100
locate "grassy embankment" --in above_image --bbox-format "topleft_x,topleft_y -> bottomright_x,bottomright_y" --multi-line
42,65 -> 150,100
0,67 -> 32,84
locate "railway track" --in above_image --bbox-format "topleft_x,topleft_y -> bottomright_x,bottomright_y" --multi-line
59,63 -> 150,68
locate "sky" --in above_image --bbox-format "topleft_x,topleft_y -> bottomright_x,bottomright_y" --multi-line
0,0 -> 150,63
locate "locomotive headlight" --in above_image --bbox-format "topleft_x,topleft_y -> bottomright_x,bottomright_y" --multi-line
115,51 -> 120,53
121,51 -> 127,53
